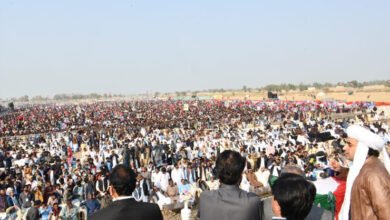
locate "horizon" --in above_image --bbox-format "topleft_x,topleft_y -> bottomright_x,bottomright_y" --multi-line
1,0 -> 389,99
0,79 -> 389,101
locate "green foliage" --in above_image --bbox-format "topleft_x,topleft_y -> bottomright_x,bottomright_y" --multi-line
18,95 -> 29,102
89,93 -> 102,99
298,83 -> 309,91
264,84 -> 281,92
31,96 -> 46,101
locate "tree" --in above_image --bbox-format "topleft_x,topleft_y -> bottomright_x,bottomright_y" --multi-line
18,95 -> 29,102
287,84 -> 297,91
298,83 -> 308,91
264,84 -> 280,92
54,94 -> 64,100
89,93 -> 102,99
31,96 -> 45,101
348,80 -> 358,88
312,82 -> 322,89
324,82 -> 333,88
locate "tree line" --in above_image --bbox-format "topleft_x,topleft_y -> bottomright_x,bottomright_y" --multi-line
4,80 -> 390,102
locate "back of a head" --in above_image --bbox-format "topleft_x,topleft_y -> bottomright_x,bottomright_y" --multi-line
272,173 -> 316,220
215,150 -> 246,185
110,164 -> 136,196
280,164 -> 305,177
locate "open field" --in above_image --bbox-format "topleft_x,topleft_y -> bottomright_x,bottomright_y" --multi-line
3,86 -> 390,107
196,90 -> 390,102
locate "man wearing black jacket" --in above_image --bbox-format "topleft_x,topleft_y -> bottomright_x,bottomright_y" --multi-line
90,165 -> 162,220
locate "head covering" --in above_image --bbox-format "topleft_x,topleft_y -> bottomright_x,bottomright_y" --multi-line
339,125 -> 389,220
6,187 -> 13,196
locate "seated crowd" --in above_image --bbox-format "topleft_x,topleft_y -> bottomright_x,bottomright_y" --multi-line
0,100 -> 388,219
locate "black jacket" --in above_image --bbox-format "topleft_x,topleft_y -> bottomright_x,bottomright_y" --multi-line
89,198 -> 163,220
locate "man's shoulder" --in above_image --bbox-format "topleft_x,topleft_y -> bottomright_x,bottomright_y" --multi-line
199,189 -> 217,201
362,158 -> 389,176
89,207 -> 112,220
246,191 -> 261,199
27,207 -> 38,213
136,201 -> 161,210
127,201 -> 162,214
26,207 -> 39,218
200,188 -> 260,203
90,200 -> 162,220
306,205 -> 333,220
200,189 -> 221,198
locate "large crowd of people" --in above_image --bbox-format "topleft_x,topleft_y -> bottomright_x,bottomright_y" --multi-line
0,99 -> 388,220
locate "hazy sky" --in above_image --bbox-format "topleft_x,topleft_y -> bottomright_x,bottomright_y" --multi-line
0,0 -> 389,99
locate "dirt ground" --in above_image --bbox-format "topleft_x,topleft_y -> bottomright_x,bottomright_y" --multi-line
198,90 -> 390,102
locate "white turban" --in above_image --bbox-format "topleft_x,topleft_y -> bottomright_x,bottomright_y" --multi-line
339,125 -> 389,220
347,125 -> 386,151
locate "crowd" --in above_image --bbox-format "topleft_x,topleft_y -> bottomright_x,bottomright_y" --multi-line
0,99 -> 388,220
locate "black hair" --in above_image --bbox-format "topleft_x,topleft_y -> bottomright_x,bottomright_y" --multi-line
272,173 -> 316,220
367,148 -> 380,157
109,165 -> 136,196
214,150 -> 246,185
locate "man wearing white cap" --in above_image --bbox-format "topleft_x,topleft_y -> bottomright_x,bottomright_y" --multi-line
339,125 -> 390,220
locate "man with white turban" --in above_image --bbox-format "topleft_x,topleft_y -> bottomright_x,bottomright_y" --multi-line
339,125 -> 390,220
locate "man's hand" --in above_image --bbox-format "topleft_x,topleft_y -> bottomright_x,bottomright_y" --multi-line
329,158 -> 349,179
329,158 -> 341,172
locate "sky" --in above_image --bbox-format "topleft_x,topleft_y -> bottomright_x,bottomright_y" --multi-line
0,0 -> 389,99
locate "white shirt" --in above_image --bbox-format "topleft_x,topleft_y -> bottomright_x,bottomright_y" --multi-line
159,173 -> 170,192
171,168 -> 181,185
240,174 -> 250,192
255,169 -> 270,187
151,171 -> 161,188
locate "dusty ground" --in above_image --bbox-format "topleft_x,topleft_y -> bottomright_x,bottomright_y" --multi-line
196,90 -> 390,102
